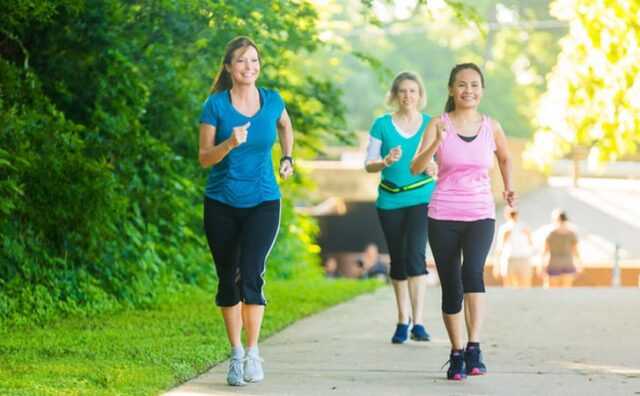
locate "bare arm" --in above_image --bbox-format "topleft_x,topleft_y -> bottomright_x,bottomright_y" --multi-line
365,146 -> 401,173
539,239 -> 550,276
365,157 -> 391,173
199,122 -> 247,168
492,120 -> 515,206
503,229 -> 512,244
523,225 -> 534,247
277,109 -> 294,179
494,225 -> 509,254
572,240 -> 582,273
410,117 -> 444,175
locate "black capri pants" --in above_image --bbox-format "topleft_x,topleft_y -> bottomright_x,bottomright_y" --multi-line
428,218 -> 495,314
377,203 -> 429,281
203,197 -> 281,307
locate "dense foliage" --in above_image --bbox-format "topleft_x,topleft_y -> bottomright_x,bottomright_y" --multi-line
0,0 -> 346,323
525,0 -> 640,170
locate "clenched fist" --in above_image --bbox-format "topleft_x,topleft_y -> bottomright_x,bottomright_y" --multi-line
229,122 -> 250,148
383,145 -> 403,167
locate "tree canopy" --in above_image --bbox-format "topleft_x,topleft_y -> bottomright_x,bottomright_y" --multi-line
524,0 -> 640,170
314,0 -> 566,138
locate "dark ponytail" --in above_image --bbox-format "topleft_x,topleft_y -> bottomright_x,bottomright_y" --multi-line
445,96 -> 455,113
444,62 -> 484,112
210,36 -> 260,94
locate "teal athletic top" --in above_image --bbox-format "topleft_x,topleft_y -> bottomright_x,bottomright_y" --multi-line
199,87 -> 285,208
370,113 -> 436,210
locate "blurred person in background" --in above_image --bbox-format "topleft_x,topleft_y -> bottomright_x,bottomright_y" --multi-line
358,243 -> 390,282
494,206 -> 534,288
540,208 -> 582,288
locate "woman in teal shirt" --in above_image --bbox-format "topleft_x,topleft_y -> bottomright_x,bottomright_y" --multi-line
199,36 -> 294,386
365,71 -> 436,344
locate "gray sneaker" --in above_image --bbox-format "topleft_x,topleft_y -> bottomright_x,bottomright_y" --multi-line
243,354 -> 264,383
227,357 -> 246,386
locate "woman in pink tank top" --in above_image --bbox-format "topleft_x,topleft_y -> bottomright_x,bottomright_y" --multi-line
410,63 -> 515,380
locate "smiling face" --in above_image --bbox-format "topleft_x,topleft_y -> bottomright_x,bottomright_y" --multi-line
395,79 -> 422,112
449,67 -> 484,109
225,45 -> 260,87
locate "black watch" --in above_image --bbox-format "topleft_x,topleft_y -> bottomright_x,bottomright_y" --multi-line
280,156 -> 294,166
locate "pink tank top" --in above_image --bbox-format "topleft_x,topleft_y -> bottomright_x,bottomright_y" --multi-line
428,113 -> 497,221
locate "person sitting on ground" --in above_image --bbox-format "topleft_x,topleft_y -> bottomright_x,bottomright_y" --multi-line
358,243 -> 390,282
324,256 -> 340,279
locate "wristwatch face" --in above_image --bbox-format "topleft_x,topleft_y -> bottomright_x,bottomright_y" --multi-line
282,156 -> 294,165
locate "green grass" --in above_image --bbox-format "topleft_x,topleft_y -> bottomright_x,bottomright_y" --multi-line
0,278 -> 381,395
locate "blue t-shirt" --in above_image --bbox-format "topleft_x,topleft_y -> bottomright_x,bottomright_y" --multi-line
199,87 -> 285,208
370,113 -> 436,210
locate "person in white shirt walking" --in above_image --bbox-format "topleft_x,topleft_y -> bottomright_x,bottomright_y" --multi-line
494,207 -> 534,288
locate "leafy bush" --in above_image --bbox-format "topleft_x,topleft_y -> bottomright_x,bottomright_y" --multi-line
0,1 -> 346,324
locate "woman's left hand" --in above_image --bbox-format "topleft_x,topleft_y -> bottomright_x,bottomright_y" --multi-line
426,161 -> 438,178
503,190 -> 517,207
279,158 -> 293,179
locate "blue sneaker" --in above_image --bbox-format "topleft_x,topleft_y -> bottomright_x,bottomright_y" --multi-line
410,324 -> 430,341
391,322 -> 410,344
444,350 -> 467,380
465,345 -> 487,375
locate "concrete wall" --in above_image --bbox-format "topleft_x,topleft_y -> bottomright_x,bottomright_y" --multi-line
301,161 -> 380,202
331,256 -> 640,287
552,160 -> 640,178
484,264 -> 640,287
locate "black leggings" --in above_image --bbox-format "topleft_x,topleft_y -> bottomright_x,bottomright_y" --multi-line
428,218 -> 495,314
203,197 -> 280,307
377,203 -> 429,281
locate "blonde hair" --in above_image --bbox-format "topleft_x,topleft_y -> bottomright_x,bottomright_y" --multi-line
385,71 -> 427,110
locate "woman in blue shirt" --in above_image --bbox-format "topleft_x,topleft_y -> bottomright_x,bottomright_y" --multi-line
199,36 -> 294,386
365,71 -> 436,344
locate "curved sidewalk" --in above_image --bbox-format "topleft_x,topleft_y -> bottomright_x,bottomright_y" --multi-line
164,286 -> 640,396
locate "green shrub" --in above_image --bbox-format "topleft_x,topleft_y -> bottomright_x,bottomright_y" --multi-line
0,0 -> 346,324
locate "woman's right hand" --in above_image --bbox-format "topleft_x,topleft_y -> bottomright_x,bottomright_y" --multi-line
383,145 -> 402,167
435,121 -> 448,142
228,122 -> 250,148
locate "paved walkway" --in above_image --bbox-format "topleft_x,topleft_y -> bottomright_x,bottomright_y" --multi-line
165,286 -> 640,396
504,177 -> 640,263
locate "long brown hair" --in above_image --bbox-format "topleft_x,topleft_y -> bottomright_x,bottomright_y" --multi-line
210,36 -> 261,94
444,63 -> 484,112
